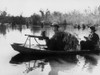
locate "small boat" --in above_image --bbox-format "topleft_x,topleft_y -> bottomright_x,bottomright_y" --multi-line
11,34 -> 100,56
11,43 -> 100,56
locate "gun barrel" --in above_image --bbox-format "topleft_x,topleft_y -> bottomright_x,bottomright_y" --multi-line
25,34 -> 42,38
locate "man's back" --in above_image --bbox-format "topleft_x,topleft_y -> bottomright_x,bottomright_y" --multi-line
90,33 -> 99,45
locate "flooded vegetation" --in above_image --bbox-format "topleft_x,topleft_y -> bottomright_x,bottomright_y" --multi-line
0,6 -> 100,75
0,23 -> 100,75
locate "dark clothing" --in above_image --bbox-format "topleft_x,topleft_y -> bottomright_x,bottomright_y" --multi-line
46,31 -> 66,51
90,33 -> 99,45
80,33 -> 99,50
46,31 -> 79,51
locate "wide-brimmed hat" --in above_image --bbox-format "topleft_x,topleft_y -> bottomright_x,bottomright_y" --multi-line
51,23 -> 59,28
90,26 -> 96,32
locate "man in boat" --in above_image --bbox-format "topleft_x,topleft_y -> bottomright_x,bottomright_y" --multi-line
80,26 -> 99,50
40,23 -> 62,50
46,23 -> 65,51
41,23 -> 79,51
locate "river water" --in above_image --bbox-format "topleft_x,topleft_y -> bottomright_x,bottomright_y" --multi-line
0,25 -> 100,75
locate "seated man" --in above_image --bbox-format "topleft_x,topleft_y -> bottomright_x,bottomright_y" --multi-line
41,24 -> 79,51
80,26 -> 99,50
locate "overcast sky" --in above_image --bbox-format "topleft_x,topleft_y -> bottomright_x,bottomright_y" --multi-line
0,0 -> 100,17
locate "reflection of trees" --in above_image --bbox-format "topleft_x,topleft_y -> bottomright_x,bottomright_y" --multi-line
10,24 -> 25,32
0,24 -> 7,35
30,26 -> 41,33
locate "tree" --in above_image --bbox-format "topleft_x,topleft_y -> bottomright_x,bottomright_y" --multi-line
30,14 -> 41,25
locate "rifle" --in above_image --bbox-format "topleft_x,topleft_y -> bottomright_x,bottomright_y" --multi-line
25,34 -> 49,40
25,34 -> 42,38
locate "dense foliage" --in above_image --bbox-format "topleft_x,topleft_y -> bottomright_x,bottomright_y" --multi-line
47,31 -> 79,51
0,6 -> 100,27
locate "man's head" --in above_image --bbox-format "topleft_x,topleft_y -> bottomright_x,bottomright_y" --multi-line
51,23 -> 59,32
90,26 -> 96,33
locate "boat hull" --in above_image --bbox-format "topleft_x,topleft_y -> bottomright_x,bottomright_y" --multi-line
11,43 -> 100,56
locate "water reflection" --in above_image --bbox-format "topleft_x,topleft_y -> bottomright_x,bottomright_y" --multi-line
10,52 -> 99,75
0,24 -> 91,39
10,24 -> 27,32
30,26 -> 41,34
81,55 -> 98,72
0,24 -> 7,35
0,24 -> 100,75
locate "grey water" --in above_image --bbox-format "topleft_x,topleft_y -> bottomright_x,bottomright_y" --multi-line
0,24 -> 100,75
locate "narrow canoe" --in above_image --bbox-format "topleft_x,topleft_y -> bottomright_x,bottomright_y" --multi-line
11,43 -> 100,56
